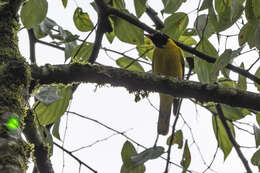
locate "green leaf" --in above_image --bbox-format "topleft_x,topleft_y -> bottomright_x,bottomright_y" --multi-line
194,14 -> 215,39
221,104 -> 245,121
237,63 -> 247,90
166,130 -> 183,148
214,0 -> 243,32
238,21 -> 258,48
62,0 -> 67,8
162,0 -> 186,14
182,28 -> 197,36
211,47 -> 243,81
251,149 -> 260,170
21,0 -> 48,29
105,18 -> 115,43
212,115 -> 234,160
113,12 -> 144,45
113,0 -> 125,9
180,140 -> 191,172
256,112 -> 260,127
52,118 -> 61,140
120,164 -> 145,173
136,37 -> 154,60
71,43 -> 94,63
254,125 -> 260,148
116,57 -> 144,72
178,35 -> 197,46
121,141 -> 137,168
35,86 -> 62,105
73,7 -> 94,32
134,0 -> 147,18
194,39 -> 218,83
162,12 -> 189,40
131,147 -> 164,165
43,127 -> 53,156
252,0 -> 260,18
199,0 -> 213,11
245,0 -> 256,21
65,41 -> 78,61
254,66 -> 260,91
34,86 -> 72,125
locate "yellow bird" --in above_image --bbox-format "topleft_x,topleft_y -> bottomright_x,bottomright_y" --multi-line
145,33 -> 184,135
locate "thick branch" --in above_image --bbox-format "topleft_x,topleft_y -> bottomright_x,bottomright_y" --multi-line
216,104 -> 252,173
31,63 -> 260,111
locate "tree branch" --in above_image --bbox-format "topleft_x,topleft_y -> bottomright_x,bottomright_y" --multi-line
145,5 -> 164,30
30,63 -> 260,111
215,104 -> 252,173
23,110 -> 54,173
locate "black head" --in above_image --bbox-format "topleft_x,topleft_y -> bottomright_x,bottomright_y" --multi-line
145,33 -> 169,48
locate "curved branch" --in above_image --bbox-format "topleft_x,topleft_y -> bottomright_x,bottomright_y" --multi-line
31,63 -> 260,111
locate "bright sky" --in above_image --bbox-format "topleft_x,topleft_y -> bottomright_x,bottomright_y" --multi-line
18,0 -> 259,172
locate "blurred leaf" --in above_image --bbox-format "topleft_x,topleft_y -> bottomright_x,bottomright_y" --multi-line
237,63 -> 247,90
252,0 -> 260,18
194,39 -> 218,83
214,0 -> 243,32
162,12 -> 188,40
238,21 -> 258,48
178,35 -> 197,46
131,147 -> 164,165
136,37 -> 154,60
251,149 -> 260,170
245,0 -> 256,21
65,41 -> 78,61
113,11 -> 144,45
134,0 -> 147,17
21,0 -> 48,29
211,47 -> 243,81
256,112 -> 260,127
73,7 -> 94,32
35,86 -> 62,105
34,85 -> 72,125
162,0 -> 186,14
254,66 -> 260,91
254,125 -> 260,148
71,43 -> 94,63
33,17 -> 57,39
166,130 -> 183,149
194,14 -> 215,39
180,140 -> 191,172
52,118 -> 61,140
212,115 -> 234,160
43,127 -> 53,156
116,57 -> 144,72
62,0 -> 67,8
182,28 -> 197,36
221,104 -> 245,121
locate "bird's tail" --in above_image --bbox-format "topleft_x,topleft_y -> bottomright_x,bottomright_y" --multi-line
158,93 -> 173,135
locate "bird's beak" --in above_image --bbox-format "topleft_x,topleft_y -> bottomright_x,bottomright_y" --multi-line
144,34 -> 152,39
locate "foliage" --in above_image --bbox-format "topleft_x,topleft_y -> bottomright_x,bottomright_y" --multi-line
14,0 -> 260,172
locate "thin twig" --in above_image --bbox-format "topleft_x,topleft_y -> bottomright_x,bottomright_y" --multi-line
215,104 -> 253,173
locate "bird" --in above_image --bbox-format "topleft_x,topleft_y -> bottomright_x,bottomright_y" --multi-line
145,32 -> 184,135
